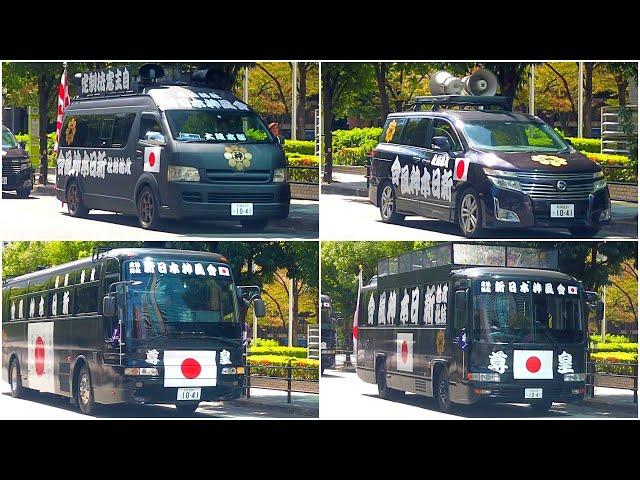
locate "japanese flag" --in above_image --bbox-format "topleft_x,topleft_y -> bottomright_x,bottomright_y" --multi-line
28,322 -> 55,392
454,158 -> 469,181
397,332 -> 413,372
144,146 -> 162,172
568,286 -> 578,295
163,350 -> 217,387
513,350 -> 553,379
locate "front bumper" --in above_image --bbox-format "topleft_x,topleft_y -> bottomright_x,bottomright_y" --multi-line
2,166 -> 33,191
117,375 -> 244,403
463,381 -> 585,404
480,186 -> 610,229
160,182 -> 291,220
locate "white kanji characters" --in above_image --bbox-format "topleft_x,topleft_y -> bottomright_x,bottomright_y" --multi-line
29,298 -> 35,318
436,284 -> 443,303
81,73 -> 89,94
439,303 -> 447,325
440,169 -> 453,201
80,151 -> 90,177
194,263 -> 206,276
424,285 -> 436,324
508,281 -> 517,293
125,158 -> 132,175
64,150 -> 72,176
520,281 -> 530,293
557,284 -> 566,296
106,69 -> 115,92
64,273 -> 69,286
367,293 -> 376,325
52,294 -> 57,316
10,302 -> 16,320
72,150 -> 82,173
97,71 -> 106,92
220,349 -> 232,365
181,263 -> 193,275
488,350 -> 509,374
157,262 -> 167,274
169,262 -> 180,274
420,168 -> 431,198
89,71 -> 97,93
441,283 -> 449,302
80,270 -> 86,283
481,281 -> 492,293
233,100 -> 249,111
400,165 -> 410,194
18,299 -> 24,319
219,100 -> 236,109
191,99 -> 206,108
400,289 -> 410,324
215,132 -> 225,140
55,276 -> 60,288
90,267 -> 96,282
114,68 -> 123,90
410,165 -> 421,195
391,157 -> 401,186
533,282 -> 542,294
557,351 -> 574,374
237,133 -> 247,141
545,283 -> 554,295
57,153 -> 65,175
39,296 -> 45,317
122,67 -> 130,90
129,262 -> 142,274
495,281 -> 505,293
431,168 -> 441,199
106,157 -> 113,174
143,260 -> 155,274
62,291 -> 70,315
207,264 -> 217,276
378,291 -> 387,325
387,290 -> 397,325
410,287 -> 420,324
89,151 -> 97,177
205,99 -> 222,109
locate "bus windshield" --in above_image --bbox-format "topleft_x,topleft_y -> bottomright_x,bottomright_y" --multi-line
125,260 -> 240,341
165,110 -> 274,143
473,280 -> 583,344
460,120 -> 569,153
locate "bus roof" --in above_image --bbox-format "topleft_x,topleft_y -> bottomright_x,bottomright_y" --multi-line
455,267 -> 576,283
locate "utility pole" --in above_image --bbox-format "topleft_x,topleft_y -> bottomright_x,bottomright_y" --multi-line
529,64 -> 535,115
288,277 -> 294,347
291,62 -> 298,141
578,62 -> 584,138
243,66 -> 249,104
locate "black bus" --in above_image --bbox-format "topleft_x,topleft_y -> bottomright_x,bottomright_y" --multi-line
320,294 -> 336,373
356,243 -> 603,413
2,247 -> 266,416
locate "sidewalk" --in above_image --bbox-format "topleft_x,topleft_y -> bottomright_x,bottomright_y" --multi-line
583,386 -> 638,414
235,387 -> 319,417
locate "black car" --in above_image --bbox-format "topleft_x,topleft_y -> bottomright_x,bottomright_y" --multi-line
2,125 -> 34,198
368,96 -> 611,238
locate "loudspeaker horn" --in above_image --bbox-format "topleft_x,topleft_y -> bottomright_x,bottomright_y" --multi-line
429,71 -> 463,95
462,69 -> 498,96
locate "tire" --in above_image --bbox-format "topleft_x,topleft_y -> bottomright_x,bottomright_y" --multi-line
530,400 -> 553,413
376,363 -> 404,400
240,218 -> 269,230
434,369 -> 453,413
379,182 -> 405,224
9,359 -> 23,399
175,402 -> 200,417
457,188 -> 484,238
568,226 -> 600,238
137,186 -> 163,230
16,188 -> 31,198
66,181 -> 89,218
76,364 -> 96,415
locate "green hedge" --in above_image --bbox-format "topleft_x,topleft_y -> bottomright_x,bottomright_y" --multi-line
286,154 -> 319,183
284,140 -> 315,156
590,351 -> 637,376
247,355 -> 319,380
333,146 -> 371,166
247,346 -> 308,358
590,334 -> 632,344
332,128 -> 381,151
566,137 -> 601,153
592,342 -> 638,353
255,338 -> 280,347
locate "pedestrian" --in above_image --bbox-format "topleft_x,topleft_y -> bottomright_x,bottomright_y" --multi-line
268,122 -> 284,145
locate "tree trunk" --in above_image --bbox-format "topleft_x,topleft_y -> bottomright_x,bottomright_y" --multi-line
38,75 -> 50,186
616,76 -> 629,107
373,62 -> 390,121
291,277 -> 299,344
583,63 -> 595,138
296,63 -> 307,140
322,79 -> 333,183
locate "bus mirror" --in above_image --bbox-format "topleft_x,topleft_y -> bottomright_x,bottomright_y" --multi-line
103,295 -> 116,317
253,298 -> 266,318
144,131 -> 166,146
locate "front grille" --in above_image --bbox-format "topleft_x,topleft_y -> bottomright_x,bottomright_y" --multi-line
182,192 -> 202,203
2,163 -> 21,174
207,192 -> 274,203
205,169 -> 271,183
517,172 -> 595,201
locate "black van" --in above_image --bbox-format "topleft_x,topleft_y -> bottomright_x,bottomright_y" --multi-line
369,96 -> 611,238
56,66 -> 290,230
2,125 -> 34,198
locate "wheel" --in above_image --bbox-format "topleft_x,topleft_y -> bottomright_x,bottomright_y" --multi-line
379,182 -> 405,224
530,400 -> 553,413
76,364 -> 96,415
9,359 -> 23,398
240,218 -> 269,230
457,188 -> 484,238
376,363 -> 404,400
175,402 -> 200,417
66,181 -> 89,218
568,226 -> 600,238
137,186 -> 163,230
15,188 -> 31,198
434,369 -> 453,413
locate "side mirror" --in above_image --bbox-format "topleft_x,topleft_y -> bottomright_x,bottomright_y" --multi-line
144,131 -> 166,145
564,138 -> 573,146
102,295 -> 116,317
432,135 -> 452,152
253,298 -> 266,318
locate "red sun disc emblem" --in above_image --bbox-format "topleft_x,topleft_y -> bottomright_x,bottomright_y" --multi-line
456,160 -> 465,180
148,152 -> 156,167
401,340 -> 408,363
526,356 -> 541,373
181,358 -> 202,379
35,336 -> 45,376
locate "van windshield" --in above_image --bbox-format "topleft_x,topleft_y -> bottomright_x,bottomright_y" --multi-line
165,110 -> 274,144
2,127 -> 19,149
460,120 -> 569,153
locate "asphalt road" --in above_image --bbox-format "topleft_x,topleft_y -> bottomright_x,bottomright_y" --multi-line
320,193 -> 636,240
1,192 -> 318,239
320,370 -> 635,419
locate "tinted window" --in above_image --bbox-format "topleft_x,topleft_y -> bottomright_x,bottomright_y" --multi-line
75,284 -> 99,314
99,117 -> 115,147
431,119 -> 462,151
61,114 -> 135,148
401,117 -> 431,148
381,118 -> 407,144
139,116 -> 164,140
111,113 -> 135,147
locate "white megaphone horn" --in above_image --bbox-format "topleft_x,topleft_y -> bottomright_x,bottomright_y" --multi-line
461,69 -> 498,96
429,71 -> 463,95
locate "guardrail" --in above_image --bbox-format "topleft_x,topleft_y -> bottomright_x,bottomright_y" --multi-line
586,360 -> 638,404
244,361 -> 319,403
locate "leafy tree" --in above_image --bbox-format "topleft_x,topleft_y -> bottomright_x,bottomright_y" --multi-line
605,260 -> 637,329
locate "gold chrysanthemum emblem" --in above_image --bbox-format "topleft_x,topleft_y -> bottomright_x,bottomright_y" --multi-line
384,120 -> 397,142
224,145 -> 252,171
436,330 -> 445,355
531,155 -> 567,167
65,118 -> 77,144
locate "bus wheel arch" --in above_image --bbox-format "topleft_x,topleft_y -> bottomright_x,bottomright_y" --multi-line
66,178 -> 89,218
71,356 -> 88,405
433,362 -> 453,413
73,358 -> 96,415
9,354 -> 23,398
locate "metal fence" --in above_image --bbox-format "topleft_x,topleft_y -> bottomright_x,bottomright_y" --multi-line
244,361 -> 319,403
586,360 -> 638,404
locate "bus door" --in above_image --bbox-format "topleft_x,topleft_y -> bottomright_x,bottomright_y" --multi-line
451,284 -> 470,386
101,258 -> 122,366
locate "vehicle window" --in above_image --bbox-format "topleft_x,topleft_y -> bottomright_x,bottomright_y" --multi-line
75,283 -> 99,314
139,116 -> 164,140
2,127 -> 19,149
111,113 -> 135,148
431,119 -> 463,151
165,110 -> 273,143
99,117 -> 115,148
460,120 -> 568,153
381,118 -> 407,144
401,117 -> 431,148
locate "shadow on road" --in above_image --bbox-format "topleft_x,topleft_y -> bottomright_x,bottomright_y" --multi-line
2,192 -> 38,200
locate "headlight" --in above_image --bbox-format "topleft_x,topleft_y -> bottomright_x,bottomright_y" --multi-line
564,373 -> 586,382
467,372 -> 501,382
124,367 -> 158,376
168,165 -> 200,182
273,167 -> 287,183
20,160 -> 32,171
593,178 -> 607,192
483,168 -> 518,178
483,168 -> 522,192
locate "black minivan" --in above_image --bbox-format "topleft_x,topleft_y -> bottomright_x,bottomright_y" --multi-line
2,125 -> 34,198
56,67 -> 290,230
369,96 -> 611,238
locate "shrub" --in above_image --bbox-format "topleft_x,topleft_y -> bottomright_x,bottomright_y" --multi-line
286,154 -> 319,183
255,338 -> 280,347
590,351 -> 637,376
333,146 -> 371,166
247,346 -> 308,359
590,333 -> 632,344
247,355 -> 319,380
284,140 -> 316,156
332,128 -> 382,151
592,342 -> 638,353
585,153 -> 636,182
566,137 -> 601,153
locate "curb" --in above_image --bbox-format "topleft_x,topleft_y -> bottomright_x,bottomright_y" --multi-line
234,396 -> 319,417
321,184 -> 369,198
582,397 -> 638,414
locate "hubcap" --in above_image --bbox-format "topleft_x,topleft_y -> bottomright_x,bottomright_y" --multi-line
69,186 -> 78,212
381,186 -> 394,219
79,372 -> 90,405
439,378 -> 448,405
140,192 -> 154,224
460,194 -> 478,233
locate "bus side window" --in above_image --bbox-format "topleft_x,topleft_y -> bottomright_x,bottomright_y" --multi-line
454,290 -> 468,329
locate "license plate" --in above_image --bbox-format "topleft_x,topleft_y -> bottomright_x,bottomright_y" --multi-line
550,204 -> 574,218
231,203 -> 254,216
176,387 -> 201,401
525,388 -> 543,399
2,177 -> 6,185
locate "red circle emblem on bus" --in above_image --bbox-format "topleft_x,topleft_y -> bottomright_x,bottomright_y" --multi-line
525,356 -> 541,373
181,358 -> 201,379
148,152 -> 156,167
456,160 -> 465,180
35,336 -> 45,376
401,340 -> 408,363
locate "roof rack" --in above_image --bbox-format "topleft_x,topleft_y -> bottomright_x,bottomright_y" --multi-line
410,95 -> 512,112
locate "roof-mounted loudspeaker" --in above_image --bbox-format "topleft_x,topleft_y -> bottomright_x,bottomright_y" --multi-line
191,67 -> 228,90
429,71 -> 463,95
461,69 -> 498,96
138,64 -> 165,83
